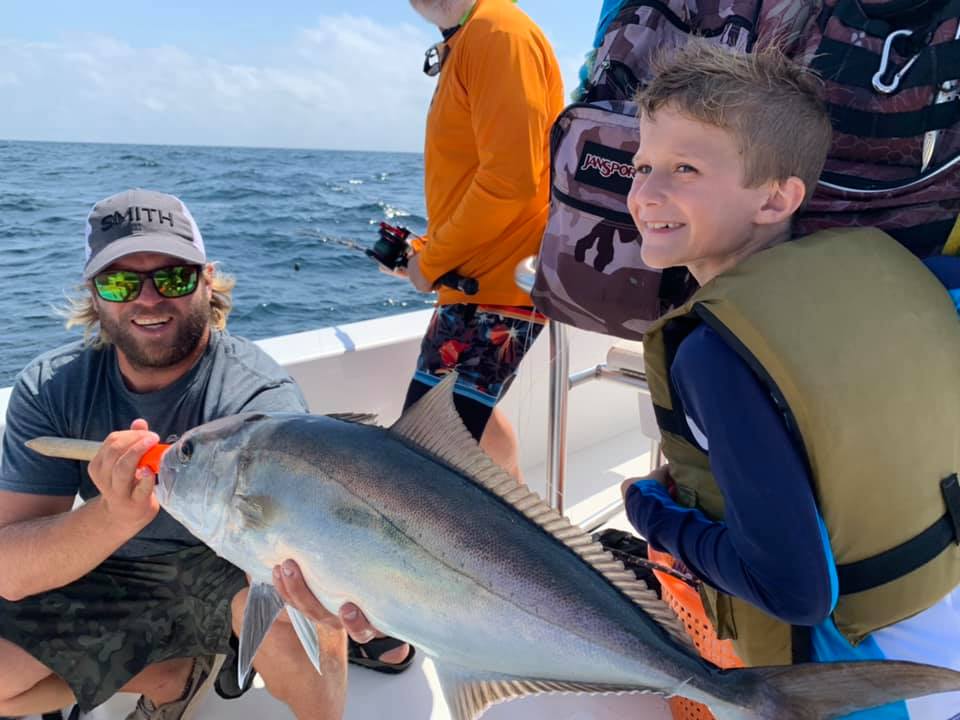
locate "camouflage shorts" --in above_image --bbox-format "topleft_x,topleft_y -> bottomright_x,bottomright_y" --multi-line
0,544 -> 247,712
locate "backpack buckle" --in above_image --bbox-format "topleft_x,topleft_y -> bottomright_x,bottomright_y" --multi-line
872,29 -> 919,94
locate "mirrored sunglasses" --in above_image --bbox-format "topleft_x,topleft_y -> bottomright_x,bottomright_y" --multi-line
93,264 -> 202,303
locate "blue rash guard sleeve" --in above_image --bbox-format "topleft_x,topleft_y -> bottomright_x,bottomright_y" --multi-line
625,325 -> 838,625
923,255 -> 960,311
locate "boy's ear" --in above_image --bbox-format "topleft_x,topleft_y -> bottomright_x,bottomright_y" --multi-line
754,177 -> 806,226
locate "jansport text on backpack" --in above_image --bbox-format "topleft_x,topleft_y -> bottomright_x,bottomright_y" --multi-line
532,101 -> 663,338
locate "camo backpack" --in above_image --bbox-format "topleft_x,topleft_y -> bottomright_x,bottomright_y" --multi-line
532,0 -> 960,340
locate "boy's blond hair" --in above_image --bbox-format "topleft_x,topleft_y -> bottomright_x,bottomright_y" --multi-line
636,42 -> 832,206
61,265 -> 236,349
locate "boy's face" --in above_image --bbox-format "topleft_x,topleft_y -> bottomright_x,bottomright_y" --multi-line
628,105 -> 775,284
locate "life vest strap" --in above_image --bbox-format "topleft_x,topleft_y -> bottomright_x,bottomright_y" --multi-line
837,482 -> 959,596
942,474 -> 960,548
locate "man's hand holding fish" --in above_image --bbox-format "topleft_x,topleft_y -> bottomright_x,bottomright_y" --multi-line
87,419 -> 162,535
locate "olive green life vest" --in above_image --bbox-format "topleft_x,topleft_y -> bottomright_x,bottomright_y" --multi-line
643,227 -> 960,667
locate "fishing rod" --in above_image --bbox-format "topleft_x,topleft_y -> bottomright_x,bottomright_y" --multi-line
319,223 -> 479,296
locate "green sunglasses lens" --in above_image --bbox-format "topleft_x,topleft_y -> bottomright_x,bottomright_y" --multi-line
153,266 -> 199,298
94,271 -> 142,302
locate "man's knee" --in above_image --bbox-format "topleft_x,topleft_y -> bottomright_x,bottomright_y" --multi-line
120,657 -> 194,699
230,586 -> 249,636
0,636 -> 55,701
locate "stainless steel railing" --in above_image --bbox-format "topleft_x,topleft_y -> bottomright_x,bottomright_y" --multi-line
516,257 -> 658,519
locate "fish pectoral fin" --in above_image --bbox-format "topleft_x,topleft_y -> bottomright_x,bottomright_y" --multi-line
287,606 -> 321,675
238,582 -> 285,688
233,494 -> 274,530
435,664 -> 643,720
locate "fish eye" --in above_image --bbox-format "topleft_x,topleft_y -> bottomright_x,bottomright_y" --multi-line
177,439 -> 194,463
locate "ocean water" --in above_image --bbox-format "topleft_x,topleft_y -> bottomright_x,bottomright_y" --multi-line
0,139 -> 434,387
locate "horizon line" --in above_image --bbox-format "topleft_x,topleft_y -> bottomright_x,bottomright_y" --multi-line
0,136 -> 424,156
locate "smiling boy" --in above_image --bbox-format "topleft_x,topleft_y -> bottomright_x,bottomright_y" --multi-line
622,43 -> 960,719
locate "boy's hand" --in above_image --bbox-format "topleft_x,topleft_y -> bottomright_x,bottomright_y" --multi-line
621,464 -> 677,501
87,419 -> 160,533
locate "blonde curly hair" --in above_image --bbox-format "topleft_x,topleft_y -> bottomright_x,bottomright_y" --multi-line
61,264 -> 235,349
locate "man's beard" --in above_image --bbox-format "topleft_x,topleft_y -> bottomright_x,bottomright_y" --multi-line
410,0 -> 457,25
99,300 -> 209,371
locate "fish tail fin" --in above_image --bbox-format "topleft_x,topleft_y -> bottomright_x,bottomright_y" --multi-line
714,660 -> 960,719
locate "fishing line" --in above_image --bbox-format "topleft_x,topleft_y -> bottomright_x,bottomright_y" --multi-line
304,231 -> 372,257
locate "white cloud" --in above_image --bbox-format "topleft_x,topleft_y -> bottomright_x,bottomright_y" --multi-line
0,16 -> 437,151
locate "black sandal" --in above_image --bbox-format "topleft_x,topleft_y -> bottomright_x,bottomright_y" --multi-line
347,636 -> 416,675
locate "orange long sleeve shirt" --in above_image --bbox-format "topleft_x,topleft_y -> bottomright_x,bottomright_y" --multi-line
417,0 -> 564,306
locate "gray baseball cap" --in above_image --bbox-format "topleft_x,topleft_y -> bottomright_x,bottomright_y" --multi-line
83,189 -> 207,279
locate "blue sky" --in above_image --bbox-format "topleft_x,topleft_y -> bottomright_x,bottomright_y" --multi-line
0,1 -> 600,151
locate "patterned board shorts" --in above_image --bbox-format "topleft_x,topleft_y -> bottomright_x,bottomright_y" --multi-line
0,545 -> 248,712
412,304 -> 546,408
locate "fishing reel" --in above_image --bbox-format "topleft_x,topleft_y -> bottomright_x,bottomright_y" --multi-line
367,223 -> 414,271
368,222 -> 479,296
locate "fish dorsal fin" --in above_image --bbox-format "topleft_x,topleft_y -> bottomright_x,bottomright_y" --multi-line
436,664 -> 651,720
327,412 -> 379,426
389,373 -> 693,651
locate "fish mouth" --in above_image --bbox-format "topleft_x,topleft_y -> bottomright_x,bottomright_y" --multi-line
155,460 -> 177,505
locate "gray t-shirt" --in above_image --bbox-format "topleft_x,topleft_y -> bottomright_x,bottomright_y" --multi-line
0,330 -> 308,558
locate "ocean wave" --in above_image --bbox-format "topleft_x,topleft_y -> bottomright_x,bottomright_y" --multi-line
115,154 -> 162,167
188,186 -> 276,202
338,202 -> 427,225
0,196 -> 48,213
1,225 -> 65,239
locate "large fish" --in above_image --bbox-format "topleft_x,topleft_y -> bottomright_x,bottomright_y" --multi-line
27,375 -> 960,719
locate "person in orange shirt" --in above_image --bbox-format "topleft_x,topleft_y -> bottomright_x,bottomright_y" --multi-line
405,0 -> 564,478
225,2 -> 563,684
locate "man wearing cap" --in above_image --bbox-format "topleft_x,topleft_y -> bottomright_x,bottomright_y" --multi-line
0,190 -> 347,719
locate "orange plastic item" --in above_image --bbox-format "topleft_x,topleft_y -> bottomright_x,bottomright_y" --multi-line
138,444 -> 170,474
648,548 -> 744,720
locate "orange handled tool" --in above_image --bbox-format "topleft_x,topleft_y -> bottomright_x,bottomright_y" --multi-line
138,444 -> 170,474
25,437 -> 171,474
